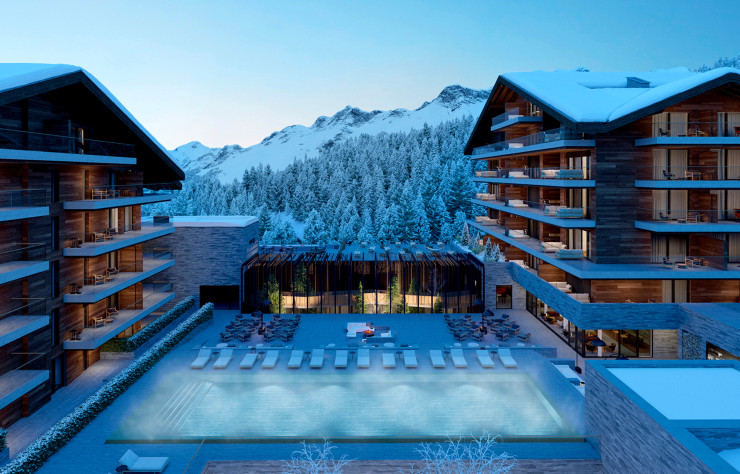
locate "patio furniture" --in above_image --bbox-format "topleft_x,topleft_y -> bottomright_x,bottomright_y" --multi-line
239,353 -> 258,369
213,349 -> 233,369
430,350 -> 446,368
498,348 -> 518,368
450,349 -> 468,368
662,169 -> 676,180
507,199 -> 528,208
261,350 -> 279,369
335,350 -> 348,368
190,349 -> 212,369
287,350 -> 303,368
476,350 -> 495,368
403,350 -> 418,368
517,333 -> 531,342
310,349 -> 325,368
658,127 -> 671,137
118,449 -> 169,473
357,348 -> 370,368
382,352 -> 396,368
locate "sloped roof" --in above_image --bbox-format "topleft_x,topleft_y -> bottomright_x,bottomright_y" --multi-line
0,63 -> 184,183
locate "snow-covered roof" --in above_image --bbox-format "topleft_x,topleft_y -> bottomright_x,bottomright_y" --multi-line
500,67 -> 740,124
0,63 -> 183,180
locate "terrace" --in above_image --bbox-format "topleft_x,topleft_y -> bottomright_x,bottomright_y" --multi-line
489,106 -> 542,132
63,221 -> 175,257
0,242 -> 48,285
472,195 -> 595,228
636,121 -> 740,147
0,298 -> 48,347
63,184 -> 173,210
635,208 -> 740,233
0,353 -> 48,412
471,128 -> 595,159
474,168 -> 595,188
0,189 -> 49,222
635,165 -> 740,188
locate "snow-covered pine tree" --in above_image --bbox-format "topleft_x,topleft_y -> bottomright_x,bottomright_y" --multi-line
461,221 -> 471,247
303,209 -> 327,244
483,239 -> 494,261
492,243 -> 501,261
258,206 -> 272,238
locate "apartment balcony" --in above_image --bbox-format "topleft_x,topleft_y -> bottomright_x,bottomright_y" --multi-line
474,168 -> 595,188
489,107 -> 542,132
63,253 -> 174,303
63,184 -> 173,210
0,353 -> 48,411
0,189 -> 49,222
0,298 -> 48,347
63,283 -> 175,350
0,243 -> 48,285
0,127 -> 136,165
635,208 -> 740,233
471,128 -> 595,159
473,195 -> 595,228
635,166 -> 740,189
636,121 -> 740,147
63,221 -> 175,257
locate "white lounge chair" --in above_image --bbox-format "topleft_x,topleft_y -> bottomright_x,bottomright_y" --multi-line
383,352 -> 396,368
288,350 -> 304,369
357,348 -> 370,368
335,350 -> 348,368
476,350 -> 495,368
450,348 -> 468,368
118,449 -> 168,473
310,349 -> 325,368
213,348 -> 233,369
239,353 -> 258,369
403,350 -> 418,368
262,350 -> 279,369
190,348 -> 212,369
430,350 -> 446,368
498,348 -> 518,368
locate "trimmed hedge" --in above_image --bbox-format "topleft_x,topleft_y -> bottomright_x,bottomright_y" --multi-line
0,427 -> 6,450
100,296 -> 196,353
0,303 -> 214,474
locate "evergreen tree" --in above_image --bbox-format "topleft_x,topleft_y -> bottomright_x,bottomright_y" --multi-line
483,239 -> 495,262
427,194 -> 451,242
353,282 -> 365,314
387,275 -> 400,313
411,194 -> 431,243
439,220 -> 455,243
258,206 -> 272,238
303,210 -> 327,244
492,243 -> 501,262
264,274 -> 282,314
386,204 -> 402,242
461,221 -> 471,246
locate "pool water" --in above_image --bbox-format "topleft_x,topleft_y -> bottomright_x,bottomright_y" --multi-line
109,371 -> 577,442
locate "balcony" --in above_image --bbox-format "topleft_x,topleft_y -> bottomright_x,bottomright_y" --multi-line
63,252 -> 174,304
635,166 -> 740,189
63,184 -> 173,210
0,189 -> 49,222
0,298 -> 48,347
490,107 -> 542,132
0,243 -> 48,285
636,121 -> 740,147
471,128 -> 595,159
63,221 -> 175,257
0,127 -> 136,165
635,208 -> 740,233
473,195 -> 594,228
63,282 -> 175,350
474,168 -> 594,188
0,353 -> 48,411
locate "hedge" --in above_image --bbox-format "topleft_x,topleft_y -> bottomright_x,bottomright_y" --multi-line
0,427 -> 6,450
100,296 -> 196,353
0,302 -> 214,474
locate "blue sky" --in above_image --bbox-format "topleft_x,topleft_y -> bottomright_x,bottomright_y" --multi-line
1,0 -> 738,148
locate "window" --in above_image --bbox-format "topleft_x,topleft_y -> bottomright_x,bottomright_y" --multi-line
496,285 -> 512,309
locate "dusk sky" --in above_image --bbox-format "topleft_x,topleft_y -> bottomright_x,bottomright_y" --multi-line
1,0 -> 738,149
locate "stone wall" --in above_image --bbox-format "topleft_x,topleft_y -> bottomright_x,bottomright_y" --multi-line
483,262 -> 526,310
678,305 -> 740,359
652,329 -> 678,359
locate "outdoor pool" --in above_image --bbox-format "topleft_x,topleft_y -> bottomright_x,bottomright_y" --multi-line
108,370 -> 578,443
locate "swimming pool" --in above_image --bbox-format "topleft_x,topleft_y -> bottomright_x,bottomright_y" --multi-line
108,371 -> 578,443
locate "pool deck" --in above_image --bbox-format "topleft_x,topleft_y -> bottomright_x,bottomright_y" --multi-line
18,310 -> 596,474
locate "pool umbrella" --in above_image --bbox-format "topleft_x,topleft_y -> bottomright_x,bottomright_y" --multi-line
616,355 -> 629,360
591,337 -> 606,348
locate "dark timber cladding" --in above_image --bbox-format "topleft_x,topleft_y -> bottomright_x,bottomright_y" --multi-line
241,244 -> 483,314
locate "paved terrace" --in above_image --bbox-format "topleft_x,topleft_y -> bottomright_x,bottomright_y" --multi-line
22,310 -> 595,474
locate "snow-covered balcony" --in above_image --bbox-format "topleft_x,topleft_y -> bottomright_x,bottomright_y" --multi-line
0,353 -> 48,411
63,221 -> 174,257
471,128 -> 595,159
636,120 -> 740,147
0,243 -> 48,285
0,188 -> 49,222
63,183 -> 172,210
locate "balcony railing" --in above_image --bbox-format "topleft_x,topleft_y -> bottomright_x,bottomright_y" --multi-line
475,195 -> 593,219
0,242 -> 46,265
0,189 -> 47,208
63,183 -> 174,202
472,128 -> 591,155
636,208 -> 733,222
475,167 -> 590,180
0,127 -> 135,157
651,121 -> 740,138
0,298 -> 46,321
470,218 -> 586,259
639,166 -> 740,181
65,249 -> 172,296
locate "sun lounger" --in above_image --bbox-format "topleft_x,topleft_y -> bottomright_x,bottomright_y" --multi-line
190,348 -> 212,369
288,350 -> 304,368
310,349 -> 325,368
239,353 -> 258,369
383,352 -> 396,368
403,350 -> 418,368
430,350 -> 446,368
335,350 -> 348,368
498,348 -> 518,368
450,348 -> 468,368
118,449 -> 168,473
213,348 -> 233,369
476,350 -> 495,368
357,348 -> 370,368
262,350 -> 279,368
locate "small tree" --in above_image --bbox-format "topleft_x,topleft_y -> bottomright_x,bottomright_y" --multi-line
387,275 -> 400,314
471,231 -> 483,253
353,281 -> 365,314
492,243 -> 501,262
281,439 -> 354,474
409,433 -> 517,473
264,274 -> 282,314
460,221 -> 471,247
433,295 -> 444,313
258,206 -> 272,238
483,239 -> 495,262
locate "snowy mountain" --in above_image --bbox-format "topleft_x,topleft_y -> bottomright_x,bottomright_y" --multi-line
171,85 -> 489,182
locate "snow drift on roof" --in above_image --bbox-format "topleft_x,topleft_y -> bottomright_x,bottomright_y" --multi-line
501,67 -> 740,123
